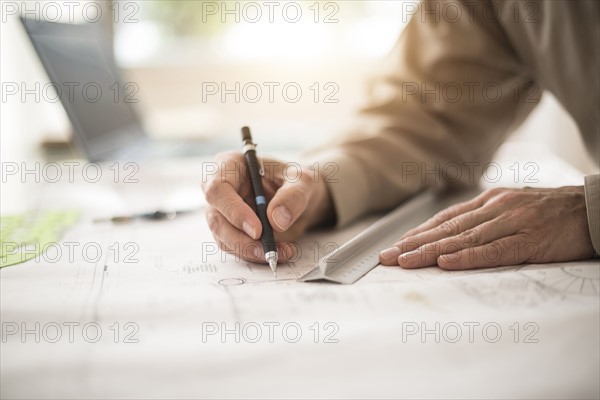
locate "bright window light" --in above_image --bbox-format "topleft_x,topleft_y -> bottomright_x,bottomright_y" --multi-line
114,1 -> 409,67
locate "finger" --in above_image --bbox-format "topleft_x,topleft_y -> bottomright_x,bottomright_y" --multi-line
437,233 -> 536,270
202,152 -> 248,193
398,209 -> 493,252
399,195 -> 486,240
380,209 -> 493,265
204,178 -> 262,240
267,170 -> 313,233
207,207 -> 264,262
208,208 -> 298,263
393,218 -> 516,268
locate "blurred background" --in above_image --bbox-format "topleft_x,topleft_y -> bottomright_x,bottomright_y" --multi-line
1,0 -> 598,172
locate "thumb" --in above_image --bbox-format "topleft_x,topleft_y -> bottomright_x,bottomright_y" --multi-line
267,178 -> 312,233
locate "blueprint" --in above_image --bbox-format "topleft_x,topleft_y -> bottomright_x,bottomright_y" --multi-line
1,147 -> 599,399
2,207 -> 599,399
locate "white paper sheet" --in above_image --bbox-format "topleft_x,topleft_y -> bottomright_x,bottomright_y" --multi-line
2,147 -> 598,398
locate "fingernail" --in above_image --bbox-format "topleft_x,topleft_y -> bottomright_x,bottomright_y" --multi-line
380,246 -> 401,261
242,221 -> 256,239
254,246 -> 263,260
273,206 -> 292,230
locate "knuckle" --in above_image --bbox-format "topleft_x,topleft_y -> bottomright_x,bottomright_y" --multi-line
459,228 -> 481,245
206,208 -> 223,237
509,207 -> 527,220
430,209 -> 452,226
485,190 -> 517,206
496,191 -> 518,204
435,209 -> 453,221
485,187 -> 507,197
446,203 -> 464,214
203,179 -> 221,204
437,219 -> 458,236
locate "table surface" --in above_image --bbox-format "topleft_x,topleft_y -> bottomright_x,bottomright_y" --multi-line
1,143 -> 599,399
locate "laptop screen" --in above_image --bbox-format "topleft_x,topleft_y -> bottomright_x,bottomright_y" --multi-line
21,18 -> 145,161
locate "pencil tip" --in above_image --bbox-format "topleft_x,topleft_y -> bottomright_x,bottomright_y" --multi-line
269,260 -> 277,277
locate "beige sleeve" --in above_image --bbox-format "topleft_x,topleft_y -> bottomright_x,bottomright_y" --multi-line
584,174 -> 600,254
305,0 -> 537,226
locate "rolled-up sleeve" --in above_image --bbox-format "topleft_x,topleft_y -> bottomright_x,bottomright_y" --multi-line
584,174 -> 600,254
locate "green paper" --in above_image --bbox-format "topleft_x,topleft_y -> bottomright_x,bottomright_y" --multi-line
0,210 -> 79,268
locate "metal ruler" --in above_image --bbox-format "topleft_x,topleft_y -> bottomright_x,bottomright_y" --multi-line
298,188 -> 481,284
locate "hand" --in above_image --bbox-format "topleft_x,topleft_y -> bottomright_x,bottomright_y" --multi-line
379,186 -> 595,270
202,152 -> 334,263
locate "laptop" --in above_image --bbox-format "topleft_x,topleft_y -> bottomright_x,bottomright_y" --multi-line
20,17 -> 228,162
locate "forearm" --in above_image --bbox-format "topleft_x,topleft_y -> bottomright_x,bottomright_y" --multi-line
305,0 -> 537,226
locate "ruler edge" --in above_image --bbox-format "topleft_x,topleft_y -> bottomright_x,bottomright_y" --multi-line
298,188 -> 482,284
298,190 -> 434,284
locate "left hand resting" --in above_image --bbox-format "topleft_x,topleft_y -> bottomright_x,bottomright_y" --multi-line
379,186 -> 595,270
